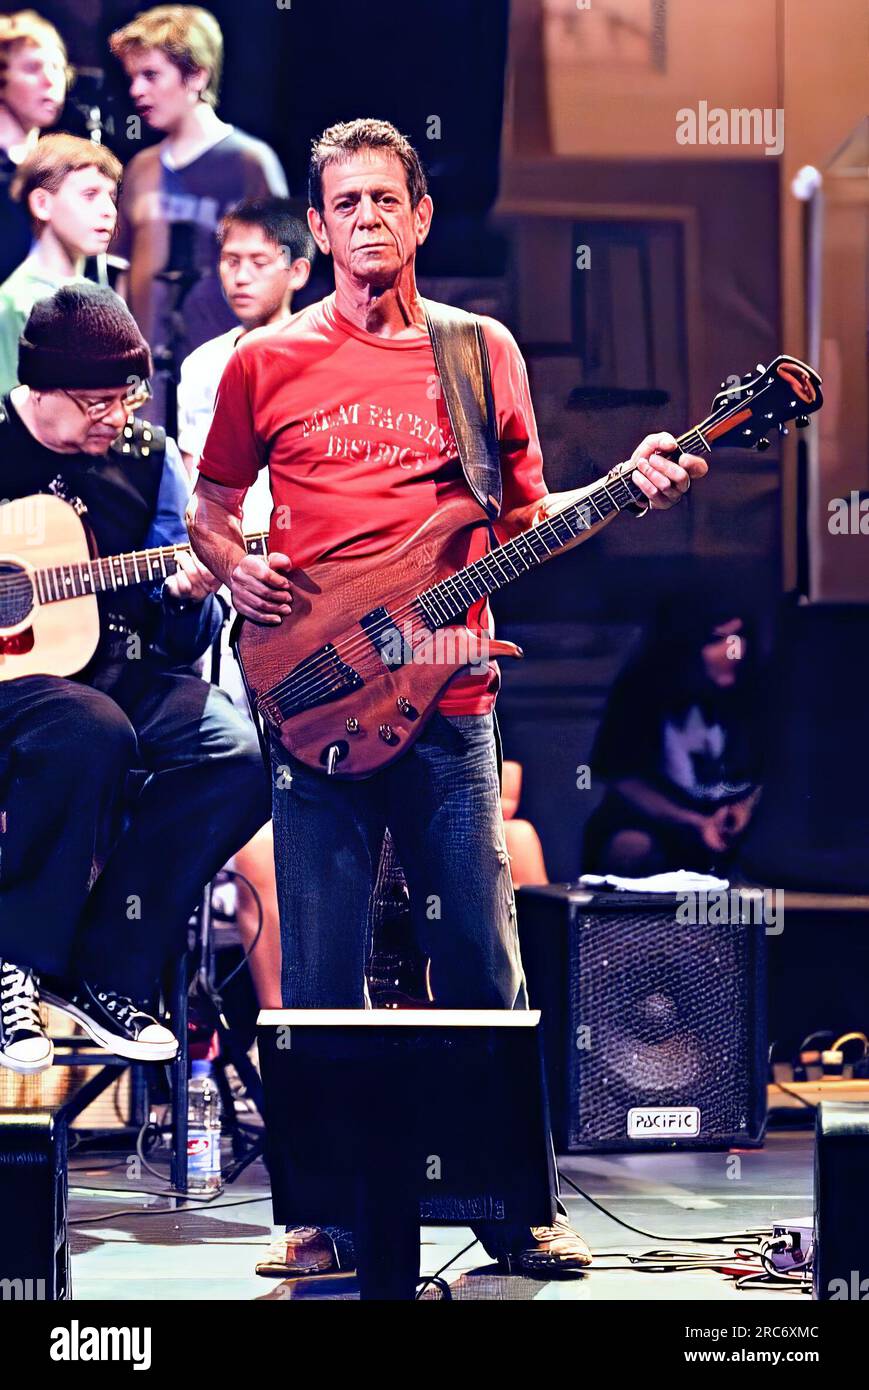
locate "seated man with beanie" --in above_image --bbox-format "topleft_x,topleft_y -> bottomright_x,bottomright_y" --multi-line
0,283 -> 271,1074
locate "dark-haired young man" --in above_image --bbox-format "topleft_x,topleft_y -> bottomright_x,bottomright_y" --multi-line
188,118 -> 708,1277
0,283 -> 270,1074
177,196 -> 314,478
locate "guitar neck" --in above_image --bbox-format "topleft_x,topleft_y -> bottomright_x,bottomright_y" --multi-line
34,531 -> 269,606
417,425 -> 709,626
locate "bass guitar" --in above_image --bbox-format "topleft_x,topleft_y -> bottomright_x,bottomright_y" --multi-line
236,354 -> 823,778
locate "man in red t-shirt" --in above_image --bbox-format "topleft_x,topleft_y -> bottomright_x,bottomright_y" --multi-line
187,119 -> 707,1280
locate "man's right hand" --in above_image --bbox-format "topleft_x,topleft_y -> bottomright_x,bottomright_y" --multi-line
230,551 -> 293,624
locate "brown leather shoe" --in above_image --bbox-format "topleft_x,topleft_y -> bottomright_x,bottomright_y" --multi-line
503,1215 -> 593,1276
255,1226 -> 356,1278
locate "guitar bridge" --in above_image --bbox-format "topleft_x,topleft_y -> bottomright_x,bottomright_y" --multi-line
258,643 -> 364,724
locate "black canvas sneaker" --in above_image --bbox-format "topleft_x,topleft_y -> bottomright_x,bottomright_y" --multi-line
0,960 -> 54,1073
42,980 -> 178,1062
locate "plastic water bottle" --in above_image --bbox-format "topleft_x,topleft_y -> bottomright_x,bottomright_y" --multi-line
187,1059 -> 222,1192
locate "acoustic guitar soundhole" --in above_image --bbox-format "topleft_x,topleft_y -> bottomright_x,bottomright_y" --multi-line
0,561 -> 35,630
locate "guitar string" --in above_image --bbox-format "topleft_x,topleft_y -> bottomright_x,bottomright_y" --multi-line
255,436 -> 728,714
257,470 -> 647,714
256,415 -> 727,712
240,389 -> 782,712
0,534 -> 270,601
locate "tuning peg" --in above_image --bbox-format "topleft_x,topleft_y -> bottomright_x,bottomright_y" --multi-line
756,363 -> 766,372
795,415 -> 810,429
755,437 -> 771,451
778,424 -> 789,437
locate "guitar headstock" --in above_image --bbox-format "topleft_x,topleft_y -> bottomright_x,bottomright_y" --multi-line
701,355 -> 822,453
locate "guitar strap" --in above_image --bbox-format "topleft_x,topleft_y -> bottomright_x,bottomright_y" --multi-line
421,300 -> 506,786
421,299 -> 501,520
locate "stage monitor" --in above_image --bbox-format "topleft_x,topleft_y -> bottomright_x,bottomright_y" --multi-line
257,1010 -> 556,1232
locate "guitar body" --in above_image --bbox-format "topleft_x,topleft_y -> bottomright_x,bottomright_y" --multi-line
237,494 -> 502,778
0,495 -> 100,680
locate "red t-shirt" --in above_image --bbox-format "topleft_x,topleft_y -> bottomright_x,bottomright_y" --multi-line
198,293 -> 547,713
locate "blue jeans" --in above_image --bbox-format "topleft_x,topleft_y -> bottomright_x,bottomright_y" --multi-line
271,712 -> 527,1011
269,712 -> 565,1258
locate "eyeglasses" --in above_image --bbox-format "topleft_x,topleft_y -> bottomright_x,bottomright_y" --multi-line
61,381 -> 153,422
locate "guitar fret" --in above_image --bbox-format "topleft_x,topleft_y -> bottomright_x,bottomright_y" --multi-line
444,575 -> 470,612
22,529 -> 275,609
499,546 -> 524,579
451,571 -> 479,608
505,541 -> 530,571
487,550 -> 513,582
426,587 -> 451,625
416,594 -> 439,628
435,577 -> 459,616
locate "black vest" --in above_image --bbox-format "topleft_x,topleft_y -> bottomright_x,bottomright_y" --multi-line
0,402 -> 168,646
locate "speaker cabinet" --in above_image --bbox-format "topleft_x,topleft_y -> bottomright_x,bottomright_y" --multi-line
814,1101 -> 869,1300
517,885 -> 767,1152
0,1110 -> 69,1301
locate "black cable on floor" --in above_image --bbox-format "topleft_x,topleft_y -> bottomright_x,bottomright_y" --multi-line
558,1169 -> 769,1244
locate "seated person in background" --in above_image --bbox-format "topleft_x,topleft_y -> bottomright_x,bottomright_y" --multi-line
177,196 -> 314,1011
0,10 -> 68,284
0,132 -> 121,393
501,759 -> 548,887
0,285 -> 270,1075
582,596 -> 763,877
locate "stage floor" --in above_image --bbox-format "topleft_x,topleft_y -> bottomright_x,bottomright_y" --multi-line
68,1129 -> 814,1301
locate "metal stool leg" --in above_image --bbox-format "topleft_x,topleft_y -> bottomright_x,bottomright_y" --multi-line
169,947 -> 190,1192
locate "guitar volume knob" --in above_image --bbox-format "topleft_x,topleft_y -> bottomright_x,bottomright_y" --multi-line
345,716 -> 360,734
396,697 -> 419,719
378,724 -> 398,744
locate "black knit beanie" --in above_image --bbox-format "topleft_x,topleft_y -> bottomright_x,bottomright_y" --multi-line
18,283 -> 153,391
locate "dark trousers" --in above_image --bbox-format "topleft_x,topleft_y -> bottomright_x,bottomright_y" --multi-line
0,664 -> 271,999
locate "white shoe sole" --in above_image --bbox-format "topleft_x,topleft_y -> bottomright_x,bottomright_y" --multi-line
41,992 -> 178,1062
0,1041 -> 55,1074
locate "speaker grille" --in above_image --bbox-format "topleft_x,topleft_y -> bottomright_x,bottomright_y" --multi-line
517,888 -> 767,1151
568,908 -> 760,1148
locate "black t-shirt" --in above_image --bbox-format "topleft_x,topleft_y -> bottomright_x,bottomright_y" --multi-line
591,653 -> 762,811
0,149 -> 33,287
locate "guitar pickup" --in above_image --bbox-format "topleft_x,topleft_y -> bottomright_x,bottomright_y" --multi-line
260,643 -> 364,722
359,606 -> 413,670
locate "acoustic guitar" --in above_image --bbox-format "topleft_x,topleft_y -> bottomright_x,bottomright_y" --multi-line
234,354 -> 823,779
0,496 -> 267,680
